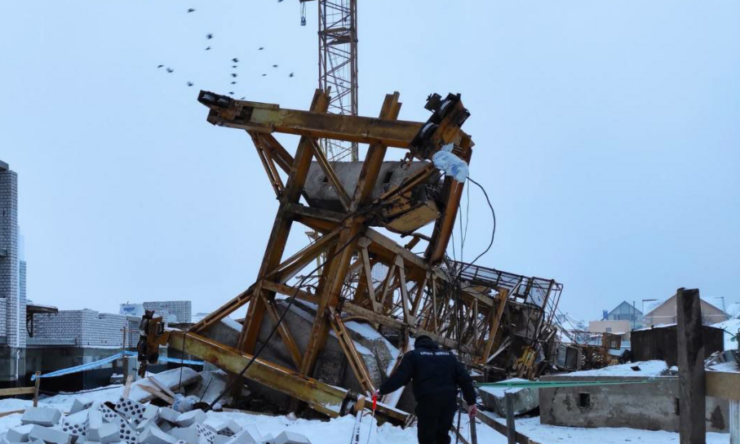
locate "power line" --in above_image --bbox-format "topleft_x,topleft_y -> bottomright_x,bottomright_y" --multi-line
464,177 -> 496,270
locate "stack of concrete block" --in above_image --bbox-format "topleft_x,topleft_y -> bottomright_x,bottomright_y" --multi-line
9,396 -> 311,444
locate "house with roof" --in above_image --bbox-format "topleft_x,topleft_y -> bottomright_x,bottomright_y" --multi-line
606,301 -> 643,328
642,294 -> 729,327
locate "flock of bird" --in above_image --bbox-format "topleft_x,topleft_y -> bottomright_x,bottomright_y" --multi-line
157,7 -> 295,98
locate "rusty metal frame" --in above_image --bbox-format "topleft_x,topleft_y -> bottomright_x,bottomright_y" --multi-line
185,88 -> 563,418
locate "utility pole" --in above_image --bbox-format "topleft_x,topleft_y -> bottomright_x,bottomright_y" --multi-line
122,326 -> 129,380
676,287 -> 705,444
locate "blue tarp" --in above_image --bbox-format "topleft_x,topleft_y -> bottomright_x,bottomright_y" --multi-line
32,351 -> 203,381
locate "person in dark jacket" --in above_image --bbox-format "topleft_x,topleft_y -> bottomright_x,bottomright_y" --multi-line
377,335 -> 477,444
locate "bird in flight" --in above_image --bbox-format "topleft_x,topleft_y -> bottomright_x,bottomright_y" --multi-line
289,72 -> 294,78
207,33 -> 214,39
232,65 -> 237,68
240,96 -> 246,100
187,82 -> 194,87
205,46 -> 211,51
229,92 -> 234,95
262,73 -> 267,77
272,64 -> 278,68
258,47 -> 264,51
187,8 -> 195,13
157,65 -> 164,69
166,68 -> 174,73
232,58 -> 239,63
231,81 -> 237,85
231,73 -> 238,78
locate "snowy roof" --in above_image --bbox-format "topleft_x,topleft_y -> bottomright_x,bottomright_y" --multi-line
643,295 -> 727,316
608,301 -> 643,316
559,360 -> 669,378
479,378 -> 527,397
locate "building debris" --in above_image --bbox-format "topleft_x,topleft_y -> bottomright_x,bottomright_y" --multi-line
478,378 -> 539,417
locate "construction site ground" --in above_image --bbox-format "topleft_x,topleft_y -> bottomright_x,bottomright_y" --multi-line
0,386 -> 731,444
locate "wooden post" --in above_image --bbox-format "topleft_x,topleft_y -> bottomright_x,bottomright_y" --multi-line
470,415 -> 478,444
33,372 -> 41,407
122,326 -> 129,381
123,374 -> 134,399
505,392 -> 516,444
676,287 -> 705,444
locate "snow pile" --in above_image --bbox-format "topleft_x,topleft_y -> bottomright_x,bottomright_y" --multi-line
560,360 -> 669,378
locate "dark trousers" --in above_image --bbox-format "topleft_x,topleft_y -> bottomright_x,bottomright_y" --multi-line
416,393 -> 458,444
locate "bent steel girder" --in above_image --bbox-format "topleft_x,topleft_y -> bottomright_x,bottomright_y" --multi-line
162,330 -> 408,424
189,89 -> 556,414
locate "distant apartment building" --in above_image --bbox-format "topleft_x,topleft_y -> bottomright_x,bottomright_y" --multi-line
143,301 -> 192,324
0,160 -> 28,385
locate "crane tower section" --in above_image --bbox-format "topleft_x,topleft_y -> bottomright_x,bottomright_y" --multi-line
303,0 -> 359,162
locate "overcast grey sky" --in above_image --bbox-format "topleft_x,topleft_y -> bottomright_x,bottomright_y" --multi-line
1,0 -> 738,321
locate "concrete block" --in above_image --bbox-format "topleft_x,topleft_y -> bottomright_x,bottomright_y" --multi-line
478,378 -> 539,417
224,427 -> 260,444
138,427 -> 177,444
274,432 -> 310,444
61,410 -> 89,439
70,400 -> 94,415
158,424 -> 172,434
168,427 -> 198,444
158,409 -> 180,425
22,408 -> 62,427
202,420 -> 240,437
142,406 -> 159,422
114,399 -> 147,425
96,406 -> 119,424
193,426 -> 213,444
88,411 -> 103,431
258,434 -> 274,444
134,420 -> 155,434
211,437 -> 229,444
28,426 -> 72,444
175,411 -> 205,428
7,425 -> 34,442
88,424 -> 117,444
95,406 -> 135,444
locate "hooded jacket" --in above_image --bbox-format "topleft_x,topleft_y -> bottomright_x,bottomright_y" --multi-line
378,336 -> 476,406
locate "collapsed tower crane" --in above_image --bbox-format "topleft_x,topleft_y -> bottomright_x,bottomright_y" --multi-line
137,88 -> 562,422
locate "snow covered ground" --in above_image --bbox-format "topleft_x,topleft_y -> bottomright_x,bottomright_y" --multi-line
496,416 -> 730,444
0,383 -> 732,444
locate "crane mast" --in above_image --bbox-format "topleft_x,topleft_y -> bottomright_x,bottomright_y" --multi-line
302,0 -> 359,162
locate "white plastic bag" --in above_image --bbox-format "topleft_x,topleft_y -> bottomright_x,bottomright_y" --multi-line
432,143 -> 469,182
